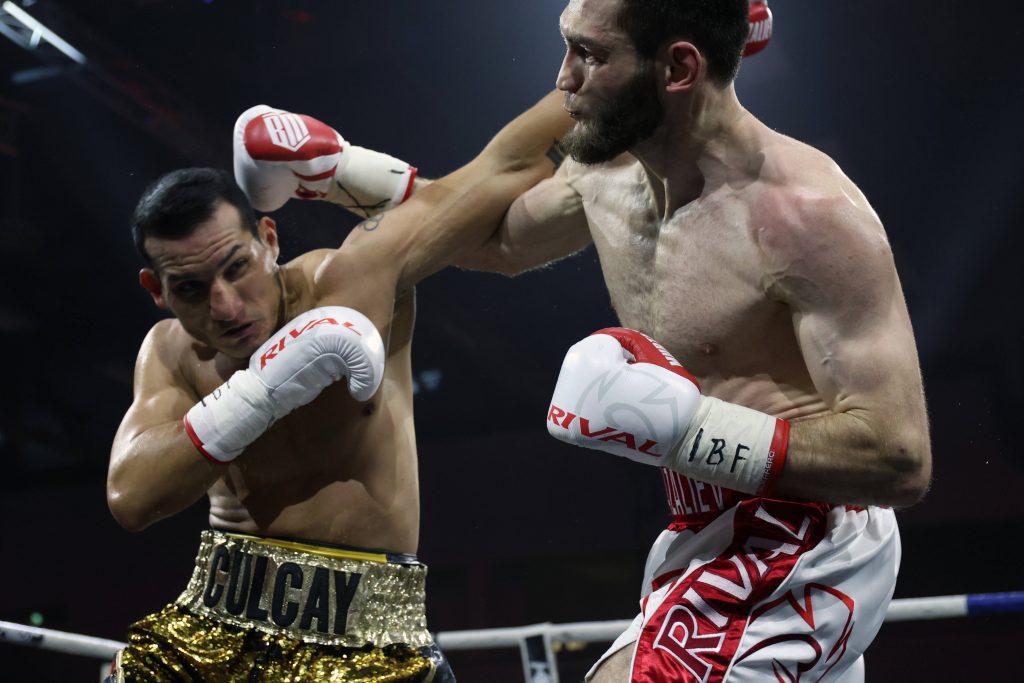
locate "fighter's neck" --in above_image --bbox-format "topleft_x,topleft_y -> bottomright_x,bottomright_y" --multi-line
275,265 -> 311,329
631,84 -> 752,218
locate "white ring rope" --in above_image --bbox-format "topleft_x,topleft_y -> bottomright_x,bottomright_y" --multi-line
2,591 -> 1021,661
0,621 -> 125,660
436,620 -> 633,651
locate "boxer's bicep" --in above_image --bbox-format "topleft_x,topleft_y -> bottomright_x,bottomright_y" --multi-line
108,324 -> 223,529
774,208 -> 921,419
793,280 -> 919,416
455,164 -> 592,275
771,201 -> 929,447
398,163 -> 565,288
761,201 -> 931,504
113,323 -> 196,456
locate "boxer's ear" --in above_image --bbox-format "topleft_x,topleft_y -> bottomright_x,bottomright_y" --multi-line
662,40 -> 702,93
139,268 -> 167,309
257,217 -> 280,262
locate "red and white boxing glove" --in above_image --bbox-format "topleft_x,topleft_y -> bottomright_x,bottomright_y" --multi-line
547,328 -> 789,495
744,1 -> 773,57
183,306 -> 385,463
234,105 -> 417,216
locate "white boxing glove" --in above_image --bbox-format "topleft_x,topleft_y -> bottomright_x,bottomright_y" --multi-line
233,104 -> 417,216
547,327 -> 789,495
184,306 -> 385,463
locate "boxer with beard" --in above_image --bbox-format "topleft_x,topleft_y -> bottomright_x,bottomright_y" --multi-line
458,1 -> 930,680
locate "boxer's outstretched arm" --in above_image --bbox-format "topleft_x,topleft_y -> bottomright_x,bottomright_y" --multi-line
108,322 -> 222,531
763,191 -> 932,506
315,91 -> 579,306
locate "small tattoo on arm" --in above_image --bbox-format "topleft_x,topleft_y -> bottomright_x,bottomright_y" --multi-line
359,213 -> 385,232
546,139 -> 567,168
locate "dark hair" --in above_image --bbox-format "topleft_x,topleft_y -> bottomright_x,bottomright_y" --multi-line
131,167 -> 257,266
617,0 -> 749,84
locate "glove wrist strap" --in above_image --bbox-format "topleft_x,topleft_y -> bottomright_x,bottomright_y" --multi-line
328,146 -> 417,217
667,396 -> 789,495
183,370 -> 275,464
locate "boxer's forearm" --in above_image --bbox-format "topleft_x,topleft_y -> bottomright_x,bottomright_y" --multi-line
107,423 -> 223,532
772,409 -> 931,507
372,91 -> 574,290
479,91 -> 573,174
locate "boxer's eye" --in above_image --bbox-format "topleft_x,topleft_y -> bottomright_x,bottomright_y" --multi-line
225,258 -> 249,279
173,281 -> 204,299
573,44 -> 603,65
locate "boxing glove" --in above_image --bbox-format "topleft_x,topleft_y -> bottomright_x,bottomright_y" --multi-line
184,306 -> 385,463
234,105 -> 417,216
547,327 -> 789,495
744,1 -> 773,57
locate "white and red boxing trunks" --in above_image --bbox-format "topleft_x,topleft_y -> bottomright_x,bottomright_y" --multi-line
588,470 -> 900,682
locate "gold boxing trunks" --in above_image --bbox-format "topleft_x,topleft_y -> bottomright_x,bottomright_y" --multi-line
110,530 -> 452,683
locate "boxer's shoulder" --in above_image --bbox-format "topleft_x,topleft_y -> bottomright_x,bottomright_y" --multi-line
732,132 -> 892,300
144,318 -> 193,360
137,318 -> 202,393
310,237 -> 400,301
750,186 -> 890,303
751,135 -> 880,241
757,131 -> 847,193
285,249 -> 332,291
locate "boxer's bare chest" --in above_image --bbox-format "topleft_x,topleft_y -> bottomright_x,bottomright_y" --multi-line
190,360 -> 382,476
175,291 -> 419,549
576,161 -> 807,398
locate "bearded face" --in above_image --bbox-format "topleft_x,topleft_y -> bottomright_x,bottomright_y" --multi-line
562,60 -> 665,165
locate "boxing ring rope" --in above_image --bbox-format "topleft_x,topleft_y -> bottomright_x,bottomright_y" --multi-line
3,591 -> 1023,681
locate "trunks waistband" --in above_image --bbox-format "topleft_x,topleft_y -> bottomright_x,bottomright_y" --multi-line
175,529 -> 432,648
662,468 -> 752,530
662,469 -> 863,532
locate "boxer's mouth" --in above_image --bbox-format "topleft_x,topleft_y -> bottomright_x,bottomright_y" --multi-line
223,321 -> 256,339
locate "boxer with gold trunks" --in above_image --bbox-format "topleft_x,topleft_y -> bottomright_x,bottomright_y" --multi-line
113,532 -> 441,682
106,92 -> 572,681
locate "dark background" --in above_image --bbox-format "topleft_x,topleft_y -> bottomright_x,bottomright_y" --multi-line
1,0 -> 1022,680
